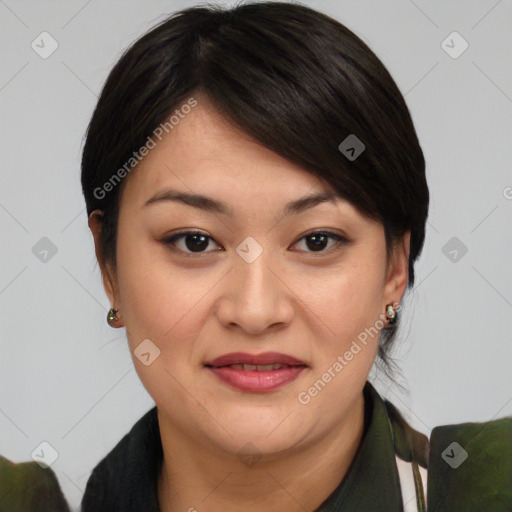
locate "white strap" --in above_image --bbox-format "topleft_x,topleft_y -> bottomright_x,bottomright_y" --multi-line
395,455 -> 428,511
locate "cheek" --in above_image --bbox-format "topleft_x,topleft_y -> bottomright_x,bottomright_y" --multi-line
115,229 -> 193,346
317,262 -> 385,336
115,236 -> 212,401
304,255 -> 386,384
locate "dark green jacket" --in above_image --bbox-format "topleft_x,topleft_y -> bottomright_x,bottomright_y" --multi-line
0,456 -> 69,512
1,382 -> 510,511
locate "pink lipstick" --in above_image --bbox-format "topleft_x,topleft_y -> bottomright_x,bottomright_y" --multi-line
204,352 -> 307,392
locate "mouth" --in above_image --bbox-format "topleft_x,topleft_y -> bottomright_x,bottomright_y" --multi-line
215,363 -> 297,371
204,352 -> 308,392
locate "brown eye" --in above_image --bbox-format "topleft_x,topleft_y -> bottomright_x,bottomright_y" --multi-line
162,231 -> 221,254
293,231 -> 348,253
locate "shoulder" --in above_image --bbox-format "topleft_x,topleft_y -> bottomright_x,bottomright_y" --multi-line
81,407 -> 161,511
0,455 -> 70,511
383,392 -> 512,510
427,415 -> 512,511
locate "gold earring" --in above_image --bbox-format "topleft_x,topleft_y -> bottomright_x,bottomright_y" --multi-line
385,304 -> 397,324
107,308 -> 119,327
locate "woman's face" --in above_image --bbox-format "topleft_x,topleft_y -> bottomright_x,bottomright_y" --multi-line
91,97 -> 409,458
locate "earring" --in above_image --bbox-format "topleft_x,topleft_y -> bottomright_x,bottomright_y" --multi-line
107,307 -> 119,327
385,304 -> 397,325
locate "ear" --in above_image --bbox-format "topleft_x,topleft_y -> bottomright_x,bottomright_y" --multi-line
383,231 -> 411,308
88,210 -> 123,322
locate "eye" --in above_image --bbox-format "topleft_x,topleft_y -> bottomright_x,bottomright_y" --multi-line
293,230 -> 348,253
162,230 -> 221,256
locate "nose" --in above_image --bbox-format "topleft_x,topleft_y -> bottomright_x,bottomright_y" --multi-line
215,247 -> 295,335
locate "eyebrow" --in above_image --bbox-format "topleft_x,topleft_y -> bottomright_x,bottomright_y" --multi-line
142,188 -> 341,217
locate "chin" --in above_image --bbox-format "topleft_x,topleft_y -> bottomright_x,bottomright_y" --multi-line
210,427 -> 306,463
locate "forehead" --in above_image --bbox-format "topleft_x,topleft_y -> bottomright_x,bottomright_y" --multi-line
119,98 -> 339,211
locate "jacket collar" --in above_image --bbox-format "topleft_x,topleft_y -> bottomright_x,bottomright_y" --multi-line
316,381 -> 404,510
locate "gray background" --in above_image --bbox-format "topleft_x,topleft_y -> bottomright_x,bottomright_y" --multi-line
1,0 -> 511,509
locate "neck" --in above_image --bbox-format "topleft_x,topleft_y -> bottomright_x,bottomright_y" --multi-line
157,390 -> 366,512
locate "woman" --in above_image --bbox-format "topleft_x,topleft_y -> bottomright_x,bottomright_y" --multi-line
79,2 -> 511,511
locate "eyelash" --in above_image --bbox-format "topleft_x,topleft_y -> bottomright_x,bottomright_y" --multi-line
161,230 -> 349,257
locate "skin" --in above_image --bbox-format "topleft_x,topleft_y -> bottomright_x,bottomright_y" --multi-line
89,95 -> 410,512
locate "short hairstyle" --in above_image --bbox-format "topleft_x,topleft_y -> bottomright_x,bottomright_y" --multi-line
81,1 -> 429,374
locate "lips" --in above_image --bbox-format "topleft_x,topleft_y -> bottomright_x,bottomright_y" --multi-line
204,352 -> 307,392
204,352 -> 306,368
